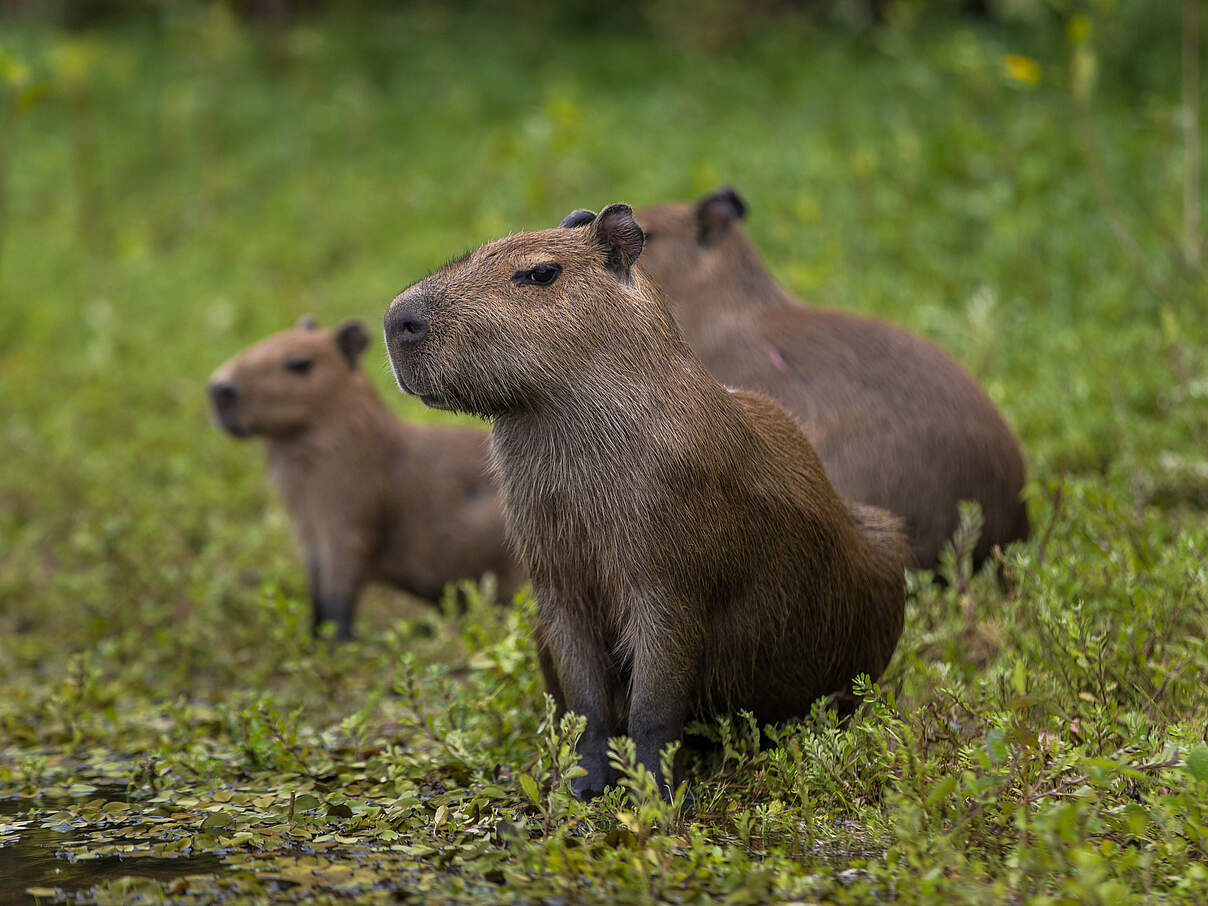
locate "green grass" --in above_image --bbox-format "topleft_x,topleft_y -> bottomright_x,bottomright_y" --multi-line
2,4 -> 1207,903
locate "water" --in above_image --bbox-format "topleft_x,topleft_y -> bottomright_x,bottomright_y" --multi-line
0,792 -> 225,904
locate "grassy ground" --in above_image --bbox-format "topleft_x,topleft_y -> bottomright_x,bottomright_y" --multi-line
2,3 -> 1207,903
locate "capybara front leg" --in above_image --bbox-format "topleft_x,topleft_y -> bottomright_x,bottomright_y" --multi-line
628,638 -> 695,800
311,539 -> 368,642
540,615 -> 617,800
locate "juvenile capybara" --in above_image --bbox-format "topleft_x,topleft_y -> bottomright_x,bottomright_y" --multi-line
208,318 -> 523,641
383,205 -> 907,798
635,187 -> 1029,571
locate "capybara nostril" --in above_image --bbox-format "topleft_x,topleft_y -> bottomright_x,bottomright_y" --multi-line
387,308 -> 429,345
401,318 -> 428,342
210,381 -> 238,410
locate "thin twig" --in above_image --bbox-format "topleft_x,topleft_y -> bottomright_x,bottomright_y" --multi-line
1023,757 -> 1181,804
1034,468 -> 1067,567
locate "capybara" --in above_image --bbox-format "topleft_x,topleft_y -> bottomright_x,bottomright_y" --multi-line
383,205 -> 907,798
208,318 -> 523,641
635,187 -> 1029,571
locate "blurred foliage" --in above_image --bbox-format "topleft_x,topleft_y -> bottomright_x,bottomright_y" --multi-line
0,2 -> 1207,903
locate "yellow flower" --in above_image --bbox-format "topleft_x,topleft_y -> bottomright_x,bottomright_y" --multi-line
1003,54 -> 1041,86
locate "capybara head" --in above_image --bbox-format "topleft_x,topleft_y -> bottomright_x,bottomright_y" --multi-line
384,204 -> 677,417
634,185 -> 748,285
209,317 -> 370,439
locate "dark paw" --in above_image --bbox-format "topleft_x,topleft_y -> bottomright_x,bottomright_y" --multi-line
570,759 -> 614,801
570,772 -> 608,801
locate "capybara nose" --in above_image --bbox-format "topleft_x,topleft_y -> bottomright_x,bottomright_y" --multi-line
387,307 -> 429,346
210,381 -> 238,410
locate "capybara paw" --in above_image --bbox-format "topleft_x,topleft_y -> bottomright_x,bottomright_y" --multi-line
570,771 -> 609,801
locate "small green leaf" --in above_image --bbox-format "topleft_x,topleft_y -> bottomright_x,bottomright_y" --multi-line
293,794 -> 321,811
1186,745 -> 1208,782
925,775 -> 958,808
326,802 -> 353,819
985,728 -> 1007,765
1011,659 -> 1026,696
201,811 -> 233,830
518,773 -> 540,805
1121,803 -> 1148,836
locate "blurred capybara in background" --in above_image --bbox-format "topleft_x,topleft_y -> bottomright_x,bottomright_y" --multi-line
383,204 -> 906,799
635,187 -> 1030,571
208,317 -> 523,641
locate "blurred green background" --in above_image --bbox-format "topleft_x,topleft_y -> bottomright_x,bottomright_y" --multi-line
1,1 -> 1207,903
5,0 -> 1200,649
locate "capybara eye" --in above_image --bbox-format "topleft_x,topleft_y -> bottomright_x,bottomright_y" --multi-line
285,357 -> 313,375
512,263 -> 562,287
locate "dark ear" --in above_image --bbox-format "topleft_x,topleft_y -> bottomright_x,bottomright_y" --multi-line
334,320 -> 369,369
558,209 -> 597,229
695,186 -> 747,246
297,314 -> 319,330
588,203 -> 644,278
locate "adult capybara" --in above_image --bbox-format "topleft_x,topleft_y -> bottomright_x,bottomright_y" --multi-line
208,317 -> 523,641
383,205 -> 907,798
635,187 -> 1029,571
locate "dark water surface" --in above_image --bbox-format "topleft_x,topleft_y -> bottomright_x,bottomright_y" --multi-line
0,792 -> 226,904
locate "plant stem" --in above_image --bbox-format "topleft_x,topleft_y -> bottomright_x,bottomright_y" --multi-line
1184,0 -> 1201,270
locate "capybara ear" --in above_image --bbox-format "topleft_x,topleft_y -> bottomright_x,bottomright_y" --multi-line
297,314 -> 319,330
558,209 -> 597,229
335,320 -> 370,368
588,203 -> 644,278
695,186 -> 748,246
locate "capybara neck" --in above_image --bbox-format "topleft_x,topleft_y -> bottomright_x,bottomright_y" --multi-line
703,230 -> 790,307
265,373 -> 397,462
490,350 -> 730,510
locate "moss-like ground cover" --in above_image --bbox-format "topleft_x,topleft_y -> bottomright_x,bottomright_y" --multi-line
2,4 -> 1207,903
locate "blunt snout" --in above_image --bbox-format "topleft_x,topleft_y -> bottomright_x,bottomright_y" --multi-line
207,377 -> 251,437
209,380 -> 238,411
385,288 -> 450,408
384,295 -> 430,347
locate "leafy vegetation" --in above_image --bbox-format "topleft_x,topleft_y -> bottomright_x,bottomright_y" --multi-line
1,3 -> 1206,903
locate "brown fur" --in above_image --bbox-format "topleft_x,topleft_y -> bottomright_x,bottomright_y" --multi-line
208,318 -> 523,641
635,188 -> 1030,570
383,205 -> 907,797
